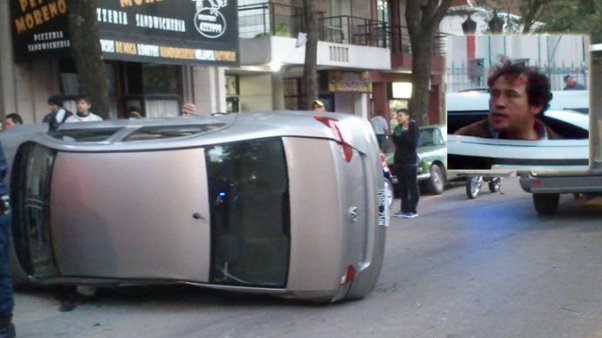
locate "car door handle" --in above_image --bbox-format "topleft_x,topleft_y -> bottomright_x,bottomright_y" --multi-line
192,213 -> 205,220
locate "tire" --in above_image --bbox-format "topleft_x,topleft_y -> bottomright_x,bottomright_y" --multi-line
488,177 -> 502,193
427,164 -> 445,195
533,193 -> 560,215
466,176 -> 483,199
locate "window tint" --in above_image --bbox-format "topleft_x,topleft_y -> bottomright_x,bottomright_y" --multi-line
206,138 -> 290,288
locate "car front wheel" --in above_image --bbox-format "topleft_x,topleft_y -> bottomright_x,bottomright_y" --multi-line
427,164 -> 445,195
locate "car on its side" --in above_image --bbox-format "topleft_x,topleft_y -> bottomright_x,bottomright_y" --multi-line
3,111 -> 388,303
385,124 -> 448,195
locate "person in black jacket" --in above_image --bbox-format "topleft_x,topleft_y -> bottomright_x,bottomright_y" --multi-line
0,141 -> 15,337
391,108 -> 420,218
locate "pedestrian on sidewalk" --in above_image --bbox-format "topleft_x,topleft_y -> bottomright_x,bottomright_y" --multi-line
391,108 -> 420,219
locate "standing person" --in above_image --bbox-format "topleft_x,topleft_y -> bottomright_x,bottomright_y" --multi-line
370,112 -> 388,151
43,95 -> 73,124
2,114 -> 22,131
391,108 -> 420,218
66,96 -> 103,123
563,74 -> 585,90
0,139 -> 15,337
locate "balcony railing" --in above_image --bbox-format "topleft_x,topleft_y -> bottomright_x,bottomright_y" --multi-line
238,2 -> 302,38
238,2 -> 446,56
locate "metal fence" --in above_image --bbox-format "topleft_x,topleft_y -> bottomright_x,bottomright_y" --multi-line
447,62 -> 589,92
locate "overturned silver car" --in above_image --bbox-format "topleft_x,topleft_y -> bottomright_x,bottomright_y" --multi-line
4,111 -> 388,302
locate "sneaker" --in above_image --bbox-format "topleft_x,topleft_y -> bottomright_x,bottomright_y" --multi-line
403,212 -> 418,218
392,211 -> 405,218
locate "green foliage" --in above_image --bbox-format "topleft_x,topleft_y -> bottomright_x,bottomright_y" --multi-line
536,0 -> 602,43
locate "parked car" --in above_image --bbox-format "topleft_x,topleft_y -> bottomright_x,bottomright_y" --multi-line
3,111 -> 388,303
385,124 -> 448,195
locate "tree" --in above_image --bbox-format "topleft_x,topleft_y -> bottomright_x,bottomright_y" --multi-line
302,0 -> 319,110
405,0 -> 454,125
68,0 -> 111,118
475,0 -> 602,42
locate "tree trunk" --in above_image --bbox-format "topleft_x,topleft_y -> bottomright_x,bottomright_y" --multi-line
408,34 -> 434,125
68,0 -> 111,119
302,0 -> 319,110
405,0 -> 453,126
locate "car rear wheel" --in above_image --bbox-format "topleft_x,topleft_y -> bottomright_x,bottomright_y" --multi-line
533,193 -> 559,215
488,177 -> 502,193
466,176 -> 483,199
427,164 -> 445,195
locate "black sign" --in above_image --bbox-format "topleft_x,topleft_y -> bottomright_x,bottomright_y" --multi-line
11,0 -> 239,66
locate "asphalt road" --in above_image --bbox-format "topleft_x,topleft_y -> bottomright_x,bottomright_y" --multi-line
14,178 -> 602,338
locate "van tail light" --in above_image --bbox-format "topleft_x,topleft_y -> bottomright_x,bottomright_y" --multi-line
532,179 -> 542,187
340,265 -> 356,285
314,114 -> 353,162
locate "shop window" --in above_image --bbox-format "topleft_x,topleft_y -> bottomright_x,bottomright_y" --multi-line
226,75 -> 240,113
142,64 -> 181,94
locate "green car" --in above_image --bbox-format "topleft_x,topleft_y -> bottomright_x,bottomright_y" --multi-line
385,124 -> 447,195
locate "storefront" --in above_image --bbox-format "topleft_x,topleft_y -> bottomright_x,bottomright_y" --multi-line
2,0 -> 239,121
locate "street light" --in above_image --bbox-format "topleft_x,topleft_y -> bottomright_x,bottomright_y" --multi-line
462,13 -> 477,35
489,9 -> 503,33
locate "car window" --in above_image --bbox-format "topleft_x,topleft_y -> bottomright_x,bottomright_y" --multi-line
418,129 -> 434,147
206,138 -> 290,288
433,128 -> 443,145
49,128 -> 120,142
11,142 -> 59,277
124,124 -> 225,141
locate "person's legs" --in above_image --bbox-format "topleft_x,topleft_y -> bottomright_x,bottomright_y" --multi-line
0,214 -> 14,338
376,134 -> 385,151
396,164 -> 409,213
404,165 -> 420,215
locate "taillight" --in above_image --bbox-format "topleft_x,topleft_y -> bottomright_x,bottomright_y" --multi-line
532,179 -> 542,187
314,114 -> 353,162
340,265 -> 356,285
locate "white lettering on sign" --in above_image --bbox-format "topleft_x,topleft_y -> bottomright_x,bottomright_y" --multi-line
96,8 -> 128,25
135,14 -> 186,32
100,39 -> 115,53
137,43 -> 160,57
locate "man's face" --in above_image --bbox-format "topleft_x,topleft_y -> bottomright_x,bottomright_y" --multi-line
396,112 -> 409,125
488,74 -> 543,137
565,76 -> 576,86
76,99 -> 91,115
2,118 -> 16,130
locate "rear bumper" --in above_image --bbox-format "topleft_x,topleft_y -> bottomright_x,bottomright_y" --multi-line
519,171 -> 602,194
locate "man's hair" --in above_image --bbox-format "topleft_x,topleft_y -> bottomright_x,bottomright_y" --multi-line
396,108 -> 410,117
5,113 -> 23,124
564,74 -> 572,82
487,60 -> 552,114
76,96 -> 91,104
47,95 -> 64,107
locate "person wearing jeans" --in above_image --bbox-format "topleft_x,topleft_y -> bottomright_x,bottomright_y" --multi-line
391,109 -> 420,218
